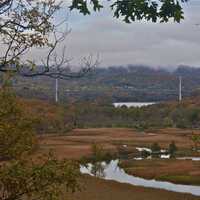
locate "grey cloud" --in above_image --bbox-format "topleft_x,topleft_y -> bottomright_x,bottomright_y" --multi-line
27,1 -> 200,68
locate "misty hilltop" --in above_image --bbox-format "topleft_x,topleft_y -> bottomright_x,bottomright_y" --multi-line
10,65 -> 200,103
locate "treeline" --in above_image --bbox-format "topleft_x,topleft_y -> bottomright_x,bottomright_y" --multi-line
67,99 -> 200,130
15,95 -> 200,134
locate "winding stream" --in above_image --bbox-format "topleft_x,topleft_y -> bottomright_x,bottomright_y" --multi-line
80,160 -> 200,196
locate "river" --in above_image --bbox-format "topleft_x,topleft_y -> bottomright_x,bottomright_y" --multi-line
80,160 -> 200,196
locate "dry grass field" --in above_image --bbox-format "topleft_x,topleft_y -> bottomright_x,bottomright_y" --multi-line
36,128 -> 200,200
120,159 -> 200,185
38,128 -> 200,159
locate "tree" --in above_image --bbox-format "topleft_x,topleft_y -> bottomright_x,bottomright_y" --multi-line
0,86 -> 36,160
0,157 -> 80,200
168,141 -> 177,158
90,143 -> 106,177
163,117 -> 173,127
151,142 -> 161,154
187,108 -> 200,128
0,87 -> 80,200
70,0 -> 188,23
0,0 -> 98,79
191,133 -> 200,151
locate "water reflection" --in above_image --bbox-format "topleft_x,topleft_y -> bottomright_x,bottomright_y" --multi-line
80,160 -> 200,196
90,162 -> 106,177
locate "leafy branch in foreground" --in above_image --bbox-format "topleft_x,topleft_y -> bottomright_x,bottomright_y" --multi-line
70,0 -> 188,23
0,87 -> 80,200
0,157 -> 80,200
0,87 -> 36,160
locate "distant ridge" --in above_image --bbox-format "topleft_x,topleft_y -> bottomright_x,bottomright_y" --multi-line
7,65 -> 200,103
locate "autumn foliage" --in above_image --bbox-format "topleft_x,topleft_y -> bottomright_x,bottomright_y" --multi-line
0,88 -> 80,200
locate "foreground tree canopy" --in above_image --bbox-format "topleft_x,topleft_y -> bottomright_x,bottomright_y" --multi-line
70,0 -> 188,23
0,88 -> 80,200
0,0 -> 188,78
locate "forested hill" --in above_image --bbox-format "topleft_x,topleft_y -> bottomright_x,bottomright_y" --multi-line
11,65 -> 200,103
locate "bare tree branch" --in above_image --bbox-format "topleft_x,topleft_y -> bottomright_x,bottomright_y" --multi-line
0,0 -> 98,79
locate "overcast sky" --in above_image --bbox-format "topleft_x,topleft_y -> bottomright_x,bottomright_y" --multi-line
59,0 -> 200,69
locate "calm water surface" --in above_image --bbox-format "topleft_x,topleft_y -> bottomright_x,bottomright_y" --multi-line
113,102 -> 155,108
80,160 -> 200,196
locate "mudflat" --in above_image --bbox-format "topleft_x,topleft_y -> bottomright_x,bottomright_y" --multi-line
66,175 -> 199,200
